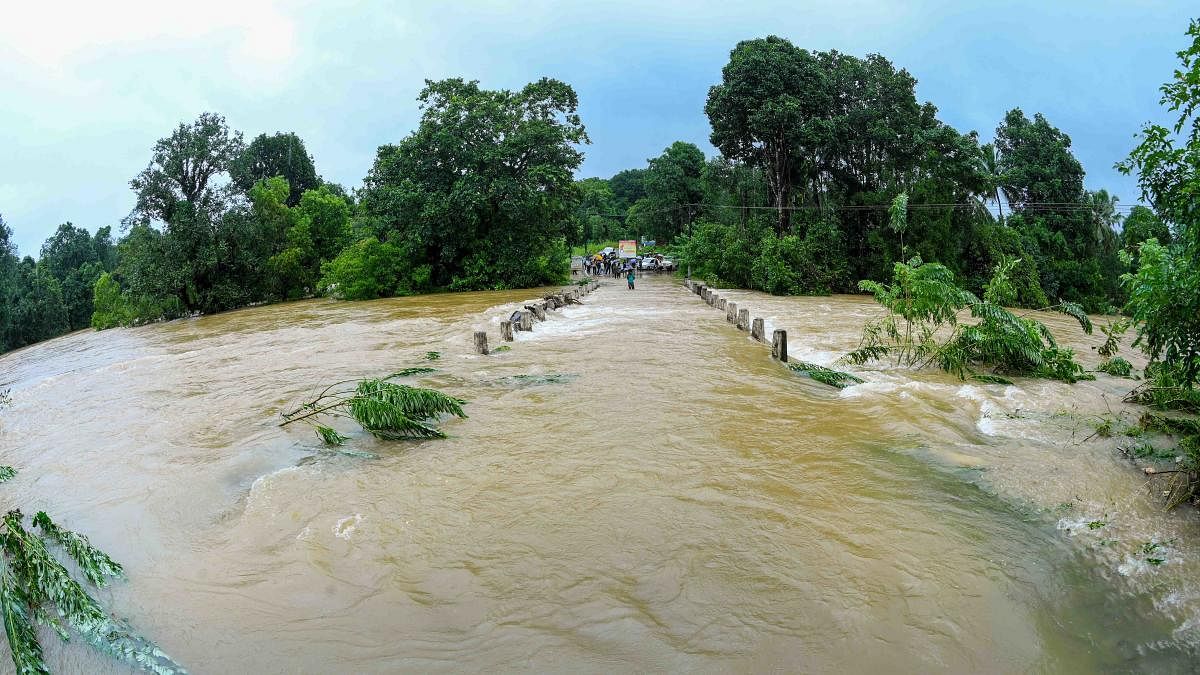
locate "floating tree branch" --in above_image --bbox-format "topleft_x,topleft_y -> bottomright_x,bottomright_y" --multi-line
281,373 -> 467,445
0,467 -> 15,483
386,367 -> 437,378
788,361 -> 864,389
0,508 -> 185,674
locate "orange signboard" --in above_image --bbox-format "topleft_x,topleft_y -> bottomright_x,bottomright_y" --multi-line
618,240 -> 637,258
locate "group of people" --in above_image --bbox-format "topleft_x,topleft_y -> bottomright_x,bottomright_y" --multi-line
584,252 -> 637,290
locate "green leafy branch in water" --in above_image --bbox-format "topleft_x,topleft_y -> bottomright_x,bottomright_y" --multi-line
787,361 -> 863,389
386,367 -> 438,378
0,467 -> 15,483
843,256 -> 1093,382
0,496 -> 185,674
281,373 -> 467,445
1097,357 -> 1133,377
0,389 -> 10,410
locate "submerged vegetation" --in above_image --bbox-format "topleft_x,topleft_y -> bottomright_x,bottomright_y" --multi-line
787,361 -> 864,389
843,256 -> 1093,382
281,373 -> 467,445
0,468 -> 183,673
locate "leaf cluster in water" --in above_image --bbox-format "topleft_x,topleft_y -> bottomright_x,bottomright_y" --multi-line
787,361 -> 864,389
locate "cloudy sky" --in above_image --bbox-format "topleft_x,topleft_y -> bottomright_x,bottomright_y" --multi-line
1,0 -> 1195,255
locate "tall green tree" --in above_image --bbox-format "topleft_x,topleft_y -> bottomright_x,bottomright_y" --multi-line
977,143 -> 1010,220
124,113 -> 255,313
230,132 -> 320,206
1117,18 -> 1200,384
995,109 -> 1116,308
572,177 -> 617,244
706,36 -> 826,234
12,260 -> 69,345
127,112 -> 244,225
994,109 -> 1085,208
360,77 -> 587,291
634,141 -> 706,242
608,168 -> 647,211
39,223 -> 115,329
0,215 -> 21,352
1121,205 -> 1171,258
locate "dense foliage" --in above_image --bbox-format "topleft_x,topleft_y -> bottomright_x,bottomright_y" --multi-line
0,77 -> 586,356
843,256 -> 1093,382
564,37 -> 1125,313
358,78 -> 585,291
1105,19 -> 1200,509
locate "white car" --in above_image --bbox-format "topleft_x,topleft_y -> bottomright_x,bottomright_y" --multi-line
658,258 -> 676,272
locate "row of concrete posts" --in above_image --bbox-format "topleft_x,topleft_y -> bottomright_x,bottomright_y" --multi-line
683,279 -> 787,362
472,280 -> 602,354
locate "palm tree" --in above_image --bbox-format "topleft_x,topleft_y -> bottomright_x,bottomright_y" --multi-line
978,143 -> 1010,221
1087,189 -> 1121,245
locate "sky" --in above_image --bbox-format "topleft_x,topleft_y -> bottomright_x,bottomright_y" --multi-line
1,0 -> 1195,256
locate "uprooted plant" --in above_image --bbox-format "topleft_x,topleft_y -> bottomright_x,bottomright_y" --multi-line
280,372 -> 467,445
842,256 -> 1093,382
0,467 -> 184,674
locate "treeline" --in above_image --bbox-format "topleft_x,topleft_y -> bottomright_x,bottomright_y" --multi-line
0,77 -> 585,355
567,37 -> 1171,313
0,32 -> 1191,360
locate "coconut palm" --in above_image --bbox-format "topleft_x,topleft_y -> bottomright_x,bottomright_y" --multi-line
978,143 -> 1011,221
1087,189 -> 1121,243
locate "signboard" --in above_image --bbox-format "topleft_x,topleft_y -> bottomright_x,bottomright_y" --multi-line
618,240 -> 637,259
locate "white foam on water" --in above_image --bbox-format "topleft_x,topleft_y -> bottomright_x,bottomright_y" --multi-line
333,513 -> 362,540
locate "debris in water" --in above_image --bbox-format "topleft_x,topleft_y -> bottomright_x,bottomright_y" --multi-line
787,361 -> 864,389
497,373 -> 579,386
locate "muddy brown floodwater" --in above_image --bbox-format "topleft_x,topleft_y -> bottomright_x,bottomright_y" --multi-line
0,274 -> 1198,673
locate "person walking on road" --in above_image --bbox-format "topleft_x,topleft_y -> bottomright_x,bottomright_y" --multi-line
626,268 -> 636,290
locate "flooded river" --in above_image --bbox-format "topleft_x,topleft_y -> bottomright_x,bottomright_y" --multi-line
0,274 -> 1197,672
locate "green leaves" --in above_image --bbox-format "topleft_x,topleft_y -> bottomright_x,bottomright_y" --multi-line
847,256 -> 1090,382
0,510 -> 185,674
282,375 -> 468,446
359,77 -> 583,292
787,361 -> 864,389
1121,238 -> 1200,386
386,367 -> 437,378
1097,357 -> 1133,377
315,425 -> 348,446
0,467 -> 15,483
32,512 -> 124,587
0,558 -> 47,675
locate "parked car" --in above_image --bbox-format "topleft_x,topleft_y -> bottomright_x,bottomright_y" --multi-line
659,258 -> 676,272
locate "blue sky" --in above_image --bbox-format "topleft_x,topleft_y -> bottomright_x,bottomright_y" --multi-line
1,0 -> 1195,256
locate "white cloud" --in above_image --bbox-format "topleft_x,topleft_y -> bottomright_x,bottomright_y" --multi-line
0,0 -> 296,77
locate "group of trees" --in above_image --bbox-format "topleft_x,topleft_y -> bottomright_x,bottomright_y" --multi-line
568,37 -> 1163,313
2,26 -> 1197,369
0,218 -> 117,352
1,77 -> 588,355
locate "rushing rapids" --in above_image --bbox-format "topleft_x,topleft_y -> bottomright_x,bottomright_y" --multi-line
0,274 -> 1197,672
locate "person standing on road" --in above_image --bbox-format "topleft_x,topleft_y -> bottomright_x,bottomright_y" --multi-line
626,267 -> 636,290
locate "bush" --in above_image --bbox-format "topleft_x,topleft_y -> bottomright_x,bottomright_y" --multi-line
319,237 -> 410,300
90,273 -> 131,330
845,256 -> 1093,382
